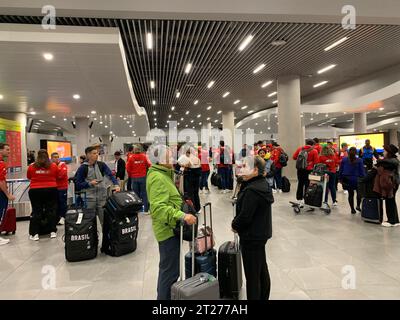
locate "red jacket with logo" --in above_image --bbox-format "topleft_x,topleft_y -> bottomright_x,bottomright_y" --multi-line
56,161 -> 69,190
271,147 -> 284,169
27,163 -> 58,189
126,153 -> 151,178
0,155 -> 7,182
293,145 -> 320,171
318,155 -> 339,173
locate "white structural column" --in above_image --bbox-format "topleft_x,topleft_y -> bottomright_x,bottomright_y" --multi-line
277,75 -> 303,180
201,122 -> 212,146
222,111 -> 235,148
75,117 -> 89,158
389,129 -> 399,147
354,113 -> 367,134
0,112 -> 28,173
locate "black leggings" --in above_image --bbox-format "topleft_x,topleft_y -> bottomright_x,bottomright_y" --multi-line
385,186 -> 399,225
348,189 -> 361,210
29,188 -> 58,236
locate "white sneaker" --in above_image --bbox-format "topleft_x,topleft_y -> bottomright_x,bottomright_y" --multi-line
58,217 -> 65,225
381,222 -> 394,228
272,189 -> 277,194
299,200 -> 304,208
199,190 -> 203,194
0,237 -> 10,246
205,189 -> 210,194
220,190 -> 226,194
333,201 -> 338,207
394,223 -> 400,227
50,232 -> 57,239
278,189 -> 283,193
343,190 -> 348,195
30,234 -> 39,241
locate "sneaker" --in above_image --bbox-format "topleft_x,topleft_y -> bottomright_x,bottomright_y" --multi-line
299,200 -> 304,208
382,222 -> 394,228
142,211 -> 150,215
199,190 -> 203,194
57,217 -> 65,225
278,189 -> 283,193
394,223 -> 400,227
29,234 -> 39,241
333,201 -> 338,207
205,189 -> 210,194
272,189 -> 277,194
50,232 -> 57,239
0,237 -> 10,246
351,209 -> 356,214
343,190 -> 348,195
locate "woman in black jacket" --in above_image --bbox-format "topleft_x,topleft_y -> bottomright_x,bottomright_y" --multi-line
232,155 -> 274,300
377,144 -> 400,227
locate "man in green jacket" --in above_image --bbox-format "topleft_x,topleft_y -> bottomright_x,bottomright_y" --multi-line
146,145 -> 197,300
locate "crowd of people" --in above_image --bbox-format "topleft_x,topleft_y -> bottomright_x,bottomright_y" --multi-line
1,137 -> 399,301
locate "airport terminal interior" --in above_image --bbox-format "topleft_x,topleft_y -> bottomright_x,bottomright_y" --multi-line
1,0 -> 400,300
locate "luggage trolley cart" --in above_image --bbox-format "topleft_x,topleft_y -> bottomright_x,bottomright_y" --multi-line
290,165 -> 331,215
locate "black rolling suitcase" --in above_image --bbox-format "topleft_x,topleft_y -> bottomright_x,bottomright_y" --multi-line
361,198 -> 383,224
101,207 -> 139,257
64,208 -> 98,262
218,193 -> 243,300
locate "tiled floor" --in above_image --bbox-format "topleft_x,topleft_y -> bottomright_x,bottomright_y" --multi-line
1,185 -> 400,300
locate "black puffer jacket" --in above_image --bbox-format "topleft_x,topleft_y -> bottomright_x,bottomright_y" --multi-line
232,175 -> 274,245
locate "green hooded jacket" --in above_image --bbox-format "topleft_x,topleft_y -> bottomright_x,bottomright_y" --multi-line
146,164 -> 185,242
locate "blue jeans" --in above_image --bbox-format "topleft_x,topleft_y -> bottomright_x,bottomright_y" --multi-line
325,171 -> 337,203
157,236 -> 180,300
274,167 -> 282,190
0,191 -> 8,221
57,189 -> 68,219
131,177 -> 148,212
218,167 -> 230,190
200,171 -> 210,190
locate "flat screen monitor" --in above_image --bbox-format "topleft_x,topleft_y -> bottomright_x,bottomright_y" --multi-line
339,133 -> 385,153
40,140 -> 73,162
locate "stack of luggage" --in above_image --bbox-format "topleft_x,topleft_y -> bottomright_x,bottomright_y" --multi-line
101,191 -> 143,257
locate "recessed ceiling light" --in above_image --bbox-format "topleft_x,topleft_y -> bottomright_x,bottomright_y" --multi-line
325,114 -> 329,117
241,106 -> 248,110
73,94 -> 80,100
317,64 -> 337,74
207,117 -> 210,121
207,81 -> 215,89
310,118 -> 314,121
91,110 -> 96,114
168,115 -> 171,118
63,118 -> 67,121
268,127 -> 271,130
181,118 -> 184,121
52,115 -> 56,119
153,111 -> 157,115
129,125 -> 132,128
379,107 -> 385,111
313,81 -> 328,88
39,120 -> 45,123
271,39 -> 287,46
126,121 -> 130,124
194,100 -> 199,105
234,100 -> 240,105
193,126 -> 195,129
395,123 -> 398,125
217,110 -> 222,114
0,94 -> 3,100
150,81 -> 155,89
99,121 -> 103,124
43,53 -> 53,61
155,123 -> 157,126
324,37 -> 348,51
171,106 -> 175,111
30,111 -> 36,115
272,100 -> 278,104
185,63 -> 192,74
190,120 -> 194,123
146,33 -> 153,50
248,110 -> 254,114
223,92 -> 230,98
214,120 -> 218,123
207,106 -> 212,110
268,92 -> 277,97
199,122 -> 202,125
176,91 -> 181,98
186,111 -> 189,115
105,125 -> 108,128
109,131 -> 113,134
253,64 -> 266,74
300,114 -> 304,118
185,125 -> 188,128
261,81 -> 273,88
197,114 -> 201,118
238,35 -> 254,51
123,117 -> 127,120
94,118 -> 97,121
152,100 -> 156,105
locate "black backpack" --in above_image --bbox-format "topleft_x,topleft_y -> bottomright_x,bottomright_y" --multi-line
281,176 -> 291,193
279,152 -> 289,167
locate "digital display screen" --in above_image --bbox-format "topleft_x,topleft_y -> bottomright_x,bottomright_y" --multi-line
339,133 -> 385,153
46,141 -> 73,162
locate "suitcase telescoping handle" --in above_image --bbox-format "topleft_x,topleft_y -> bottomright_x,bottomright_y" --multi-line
203,202 -> 213,233
178,219 -> 197,281
231,197 -> 239,251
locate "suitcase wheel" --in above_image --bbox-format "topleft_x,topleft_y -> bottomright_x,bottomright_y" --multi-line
324,208 -> 331,214
293,206 -> 301,214
12,231 -> 16,235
